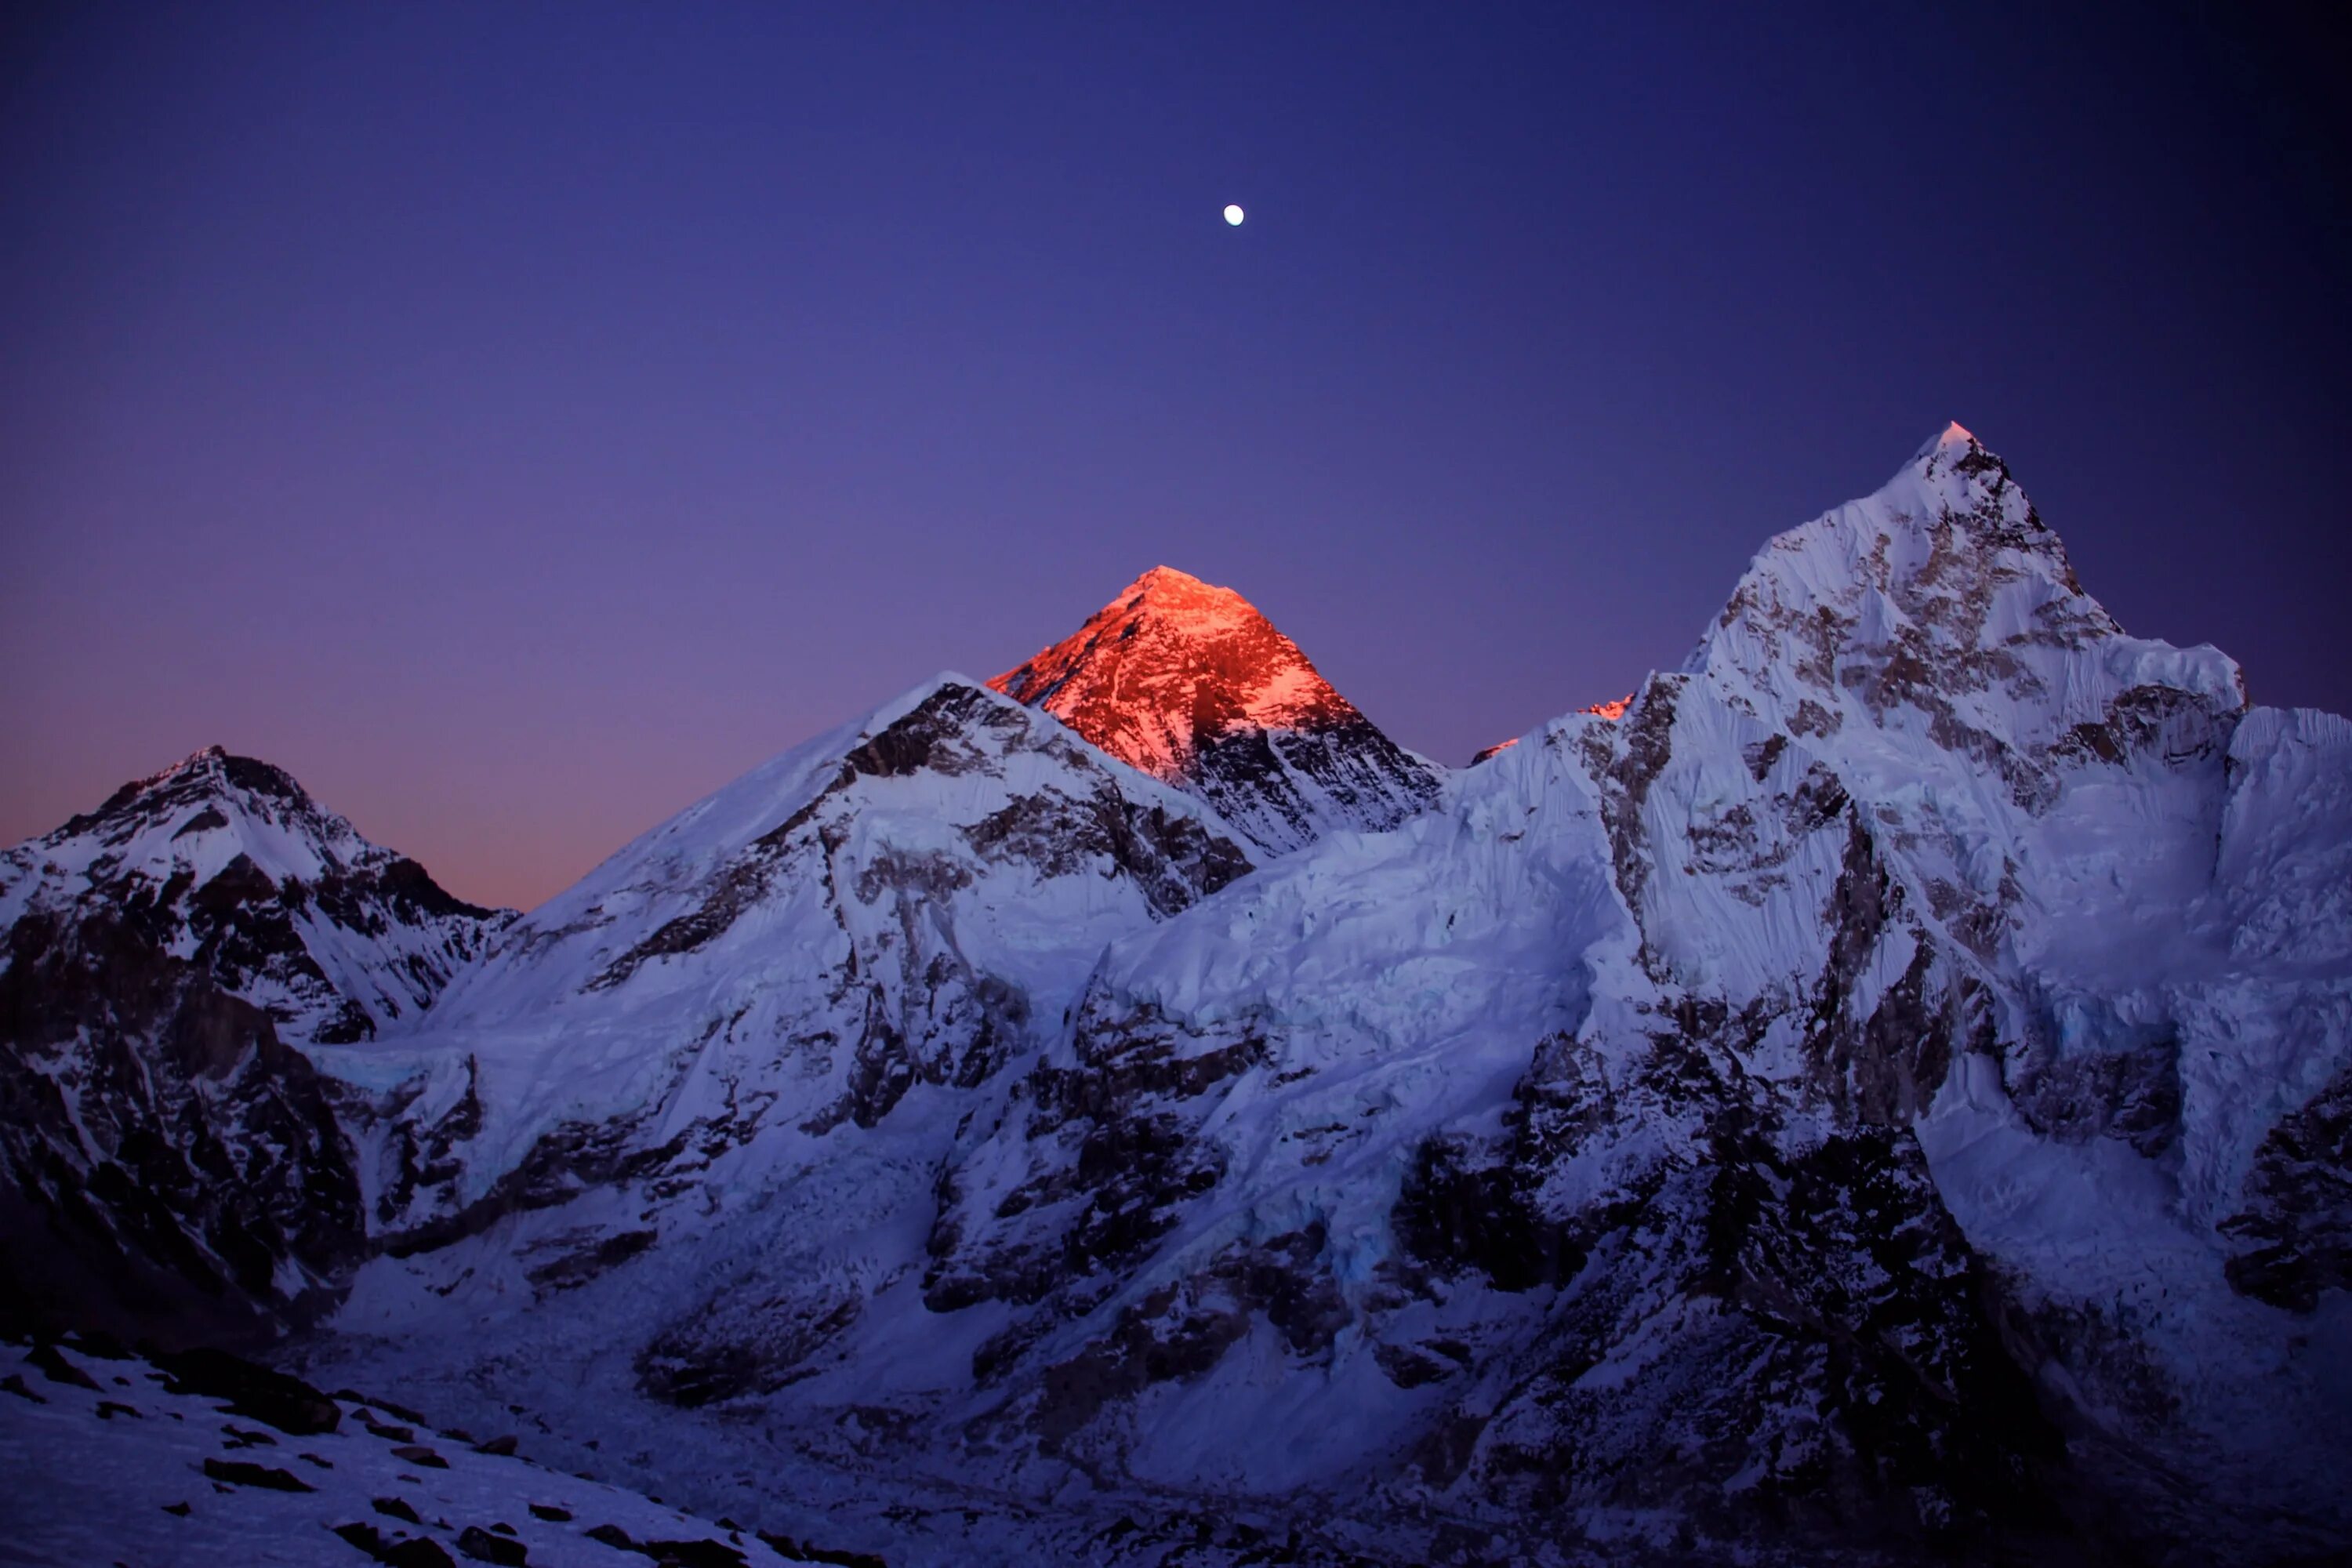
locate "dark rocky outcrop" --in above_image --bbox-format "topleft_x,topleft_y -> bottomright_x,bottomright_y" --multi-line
2222,1064 -> 2352,1312
0,924 -> 365,1342
203,1455 -> 315,1491
153,1345 -> 343,1434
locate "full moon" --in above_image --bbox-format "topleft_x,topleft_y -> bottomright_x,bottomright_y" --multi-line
1223,204 -> 1245,227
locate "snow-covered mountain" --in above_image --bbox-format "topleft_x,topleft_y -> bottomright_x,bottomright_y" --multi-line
918,424 -> 2348,1558
0,748 -> 509,1342
989,565 -> 1446,855
2,746 -> 505,1047
322,677 -> 1254,1268
5,430 -> 2348,1566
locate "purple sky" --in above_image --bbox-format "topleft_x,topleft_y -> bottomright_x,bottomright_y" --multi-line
5,2 -> 2346,910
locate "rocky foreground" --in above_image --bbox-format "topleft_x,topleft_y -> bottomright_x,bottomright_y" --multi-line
0,1332 -> 884,1567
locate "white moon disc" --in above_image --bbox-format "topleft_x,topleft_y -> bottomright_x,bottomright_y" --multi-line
1223,204 -> 1245,227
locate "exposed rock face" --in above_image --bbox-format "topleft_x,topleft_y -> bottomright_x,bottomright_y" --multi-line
2223,1060 -> 2352,1312
0,749 -> 506,1341
0,941 -> 361,1343
990,566 -> 1445,855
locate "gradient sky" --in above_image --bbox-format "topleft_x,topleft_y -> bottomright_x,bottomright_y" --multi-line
4,2 -> 2345,910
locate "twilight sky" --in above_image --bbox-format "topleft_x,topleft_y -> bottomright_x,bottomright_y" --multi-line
3,2 -> 2345,910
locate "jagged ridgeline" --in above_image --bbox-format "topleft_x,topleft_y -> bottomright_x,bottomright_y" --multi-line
3,427 -> 2348,1566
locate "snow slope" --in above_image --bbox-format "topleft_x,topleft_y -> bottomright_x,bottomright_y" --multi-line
0,1334 -> 857,1567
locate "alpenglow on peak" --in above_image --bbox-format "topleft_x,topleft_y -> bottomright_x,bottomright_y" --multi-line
989,564 -> 1445,855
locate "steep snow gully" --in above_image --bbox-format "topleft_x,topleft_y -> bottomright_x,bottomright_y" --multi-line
3,427 -> 2347,1566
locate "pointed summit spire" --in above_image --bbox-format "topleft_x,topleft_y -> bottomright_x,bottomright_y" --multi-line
989,566 -> 1360,779
991,567 -> 1443,855
1913,419 -> 1976,461
1686,426 -> 2241,778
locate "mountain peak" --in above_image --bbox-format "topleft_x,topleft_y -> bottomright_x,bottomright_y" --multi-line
1902,421 -> 2030,522
989,568 -> 1360,781
1688,428 -> 2244,793
120,743 -> 231,797
5,741 -> 506,1054
1127,563 -> 1211,593
1913,419 -> 1976,461
1087,564 -> 1269,650
58,746 -> 311,842
990,568 -> 1445,854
